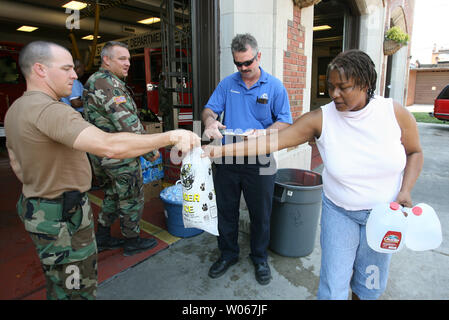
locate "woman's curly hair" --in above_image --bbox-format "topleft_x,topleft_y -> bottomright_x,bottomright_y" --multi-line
327,49 -> 377,101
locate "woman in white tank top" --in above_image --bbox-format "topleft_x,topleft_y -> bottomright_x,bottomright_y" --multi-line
207,50 -> 423,300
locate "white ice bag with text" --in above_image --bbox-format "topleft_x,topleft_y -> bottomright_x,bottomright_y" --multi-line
180,147 -> 219,236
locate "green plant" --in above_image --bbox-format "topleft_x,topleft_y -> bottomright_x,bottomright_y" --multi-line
385,26 -> 410,44
412,112 -> 446,124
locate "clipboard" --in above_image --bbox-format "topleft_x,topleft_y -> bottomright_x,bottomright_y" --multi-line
220,129 -> 252,137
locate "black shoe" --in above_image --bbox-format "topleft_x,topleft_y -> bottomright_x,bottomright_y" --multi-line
254,261 -> 271,285
96,225 -> 125,252
123,237 -> 158,257
208,257 -> 238,279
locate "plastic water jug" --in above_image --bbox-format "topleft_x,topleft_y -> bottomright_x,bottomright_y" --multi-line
366,202 -> 408,253
403,203 -> 442,251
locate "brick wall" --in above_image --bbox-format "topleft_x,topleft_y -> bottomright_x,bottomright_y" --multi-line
284,5 -> 307,120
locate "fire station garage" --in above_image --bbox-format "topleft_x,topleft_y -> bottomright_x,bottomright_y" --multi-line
0,0 -> 218,300
0,0 -> 219,131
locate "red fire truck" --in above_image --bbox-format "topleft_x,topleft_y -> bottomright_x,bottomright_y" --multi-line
127,47 -> 193,127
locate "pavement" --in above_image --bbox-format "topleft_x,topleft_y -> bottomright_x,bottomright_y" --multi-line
406,104 -> 434,113
97,118 -> 449,301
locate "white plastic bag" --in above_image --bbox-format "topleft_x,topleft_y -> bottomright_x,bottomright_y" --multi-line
180,147 -> 219,236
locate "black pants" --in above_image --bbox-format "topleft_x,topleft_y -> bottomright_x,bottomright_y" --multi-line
214,161 -> 276,264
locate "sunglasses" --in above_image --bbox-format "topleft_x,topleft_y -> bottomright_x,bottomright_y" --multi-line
233,53 -> 258,67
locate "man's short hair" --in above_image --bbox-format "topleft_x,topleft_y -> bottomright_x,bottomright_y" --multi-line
231,33 -> 259,54
100,41 -> 128,63
19,41 -> 68,78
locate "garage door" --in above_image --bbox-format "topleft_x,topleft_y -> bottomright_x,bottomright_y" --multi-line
414,71 -> 449,104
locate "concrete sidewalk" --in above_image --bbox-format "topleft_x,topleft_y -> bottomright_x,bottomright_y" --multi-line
406,104 -> 433,113
97,122 -> 449,300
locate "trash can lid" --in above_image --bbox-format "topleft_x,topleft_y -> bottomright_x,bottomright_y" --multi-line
160,181 -> 183,205
275,168 -> 323,189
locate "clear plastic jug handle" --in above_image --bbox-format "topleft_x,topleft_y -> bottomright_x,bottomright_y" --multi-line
401,206 -> 413,217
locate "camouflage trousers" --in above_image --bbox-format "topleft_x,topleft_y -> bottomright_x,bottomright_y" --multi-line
17,193 -> 98,300
89,156 -> 144,238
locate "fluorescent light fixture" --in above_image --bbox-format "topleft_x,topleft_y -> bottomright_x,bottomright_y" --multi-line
137,17 -> 161,25
17,26 -> 38,32
62,1 -> 88,11
313,25 -> 332,31
82,35 -> 101,40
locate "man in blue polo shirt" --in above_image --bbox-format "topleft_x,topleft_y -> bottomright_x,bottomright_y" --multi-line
202,33 -> 292,285
61,60 -> 84,114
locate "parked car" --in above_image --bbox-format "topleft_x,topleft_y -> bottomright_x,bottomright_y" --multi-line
432,84 -> 449,122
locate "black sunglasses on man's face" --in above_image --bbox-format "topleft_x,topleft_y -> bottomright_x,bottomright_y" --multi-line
233,52 -> 258,68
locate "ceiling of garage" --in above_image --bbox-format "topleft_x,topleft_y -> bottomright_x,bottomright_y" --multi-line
0,0 -> 185,46
313,0 -> 346,43
1,0 -> 347,48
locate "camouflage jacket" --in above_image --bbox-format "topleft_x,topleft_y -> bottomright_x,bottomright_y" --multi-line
83,68 -> 156,166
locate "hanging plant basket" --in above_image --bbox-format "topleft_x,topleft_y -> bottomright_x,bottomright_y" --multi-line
293,0 -> 322,8
383,38 -> 403,56
383,26 -> 409,56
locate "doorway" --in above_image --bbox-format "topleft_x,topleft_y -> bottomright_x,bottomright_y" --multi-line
310,0 -> 360,110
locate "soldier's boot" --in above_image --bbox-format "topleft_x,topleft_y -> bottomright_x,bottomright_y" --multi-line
96,224 -> 125,252
123,237 -> 158,257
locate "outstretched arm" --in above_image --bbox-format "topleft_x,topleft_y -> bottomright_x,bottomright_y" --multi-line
204,108 -> 322,158
73,126 -> 200,159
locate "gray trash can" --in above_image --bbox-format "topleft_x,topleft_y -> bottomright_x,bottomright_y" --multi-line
269,168 -> 323,257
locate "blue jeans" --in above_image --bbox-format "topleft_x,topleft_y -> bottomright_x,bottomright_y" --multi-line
317,194 -> 392,300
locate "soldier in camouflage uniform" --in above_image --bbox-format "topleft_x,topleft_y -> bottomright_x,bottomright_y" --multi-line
83,41 -> 159,256
5,41 -> 200,300
5,41 -> 98,299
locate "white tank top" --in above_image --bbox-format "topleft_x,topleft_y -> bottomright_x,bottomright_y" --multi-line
315,96 -> 406,210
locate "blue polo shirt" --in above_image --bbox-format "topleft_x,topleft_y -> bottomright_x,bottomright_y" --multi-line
61,79 -> 84,112
204,67 -> 292,137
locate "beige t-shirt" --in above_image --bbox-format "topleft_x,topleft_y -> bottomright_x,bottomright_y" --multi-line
5,91 -> 92,199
